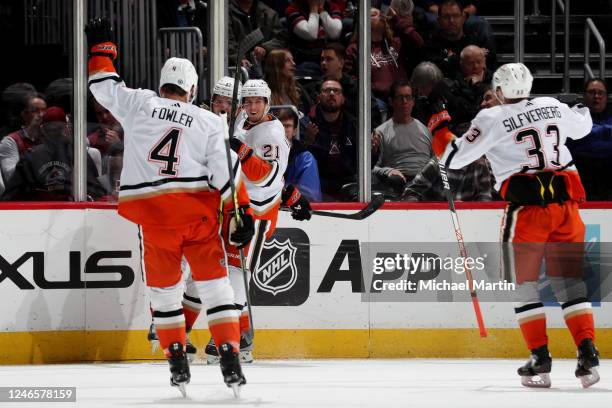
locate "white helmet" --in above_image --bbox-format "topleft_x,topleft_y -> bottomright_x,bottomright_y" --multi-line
492,63 -> 533,99
159,57 -> 198,103
213,76 -> 241,102
241,79 -> 271,101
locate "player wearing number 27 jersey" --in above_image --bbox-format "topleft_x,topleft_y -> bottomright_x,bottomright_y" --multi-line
443,63 -> 599,389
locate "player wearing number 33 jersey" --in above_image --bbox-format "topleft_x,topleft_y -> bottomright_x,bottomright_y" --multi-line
443,63 -> 599,389
86,16 -> 250,392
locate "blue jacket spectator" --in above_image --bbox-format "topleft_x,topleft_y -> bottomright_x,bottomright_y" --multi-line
568,79 -> 612,158
567,79 -> 612,200
277,108 -> 322,201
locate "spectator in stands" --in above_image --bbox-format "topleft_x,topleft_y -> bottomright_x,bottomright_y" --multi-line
413,0 -> 484,32
410,61 -> 472,136
304,42 -> 384,127
303,44 -> 352,107
44,78 -> 72,116
347,8 -> 423,107
0,83 -> 37,136
304,79 -> 357,200
88,99 -> 123,159
567,78 -> 612,200
422,0 -> 496,77
158,0 -> 207,33
285,0 -> 343,76
444,45 -> 492,133
0,92 -> 46,191
228,0 -> 288,75
402,82 -> 497,201
264,49 -> 313,115
372,80 -> 432,196
414,0 -> 479,15
2,107 -> 106,201
88,98 -> 124,196
402,153 -> 494,201
386,0 -> 425,74
480,84 -> 497,109
456,44 -> 490,84
278,108 -> 322,201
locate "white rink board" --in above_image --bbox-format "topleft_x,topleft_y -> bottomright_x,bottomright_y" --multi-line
0,207 -> 611,332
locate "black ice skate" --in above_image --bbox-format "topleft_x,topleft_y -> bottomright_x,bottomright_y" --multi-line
239,333 -> 254,364
219,343 -> 246,398
205,337 -> 220,364
575,338 -> 600,388
147,323 -> 160,353
517,345 -> 552,388
167,342 -> 191,397
185,330 -> 197,363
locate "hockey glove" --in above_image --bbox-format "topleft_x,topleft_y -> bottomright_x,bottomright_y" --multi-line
427,109 -> 451,135
85,17 -> 117,60
230,137 -> 254,163
228,206 -> 255,249
282,184 -> 312,221
427,109 -> 455,158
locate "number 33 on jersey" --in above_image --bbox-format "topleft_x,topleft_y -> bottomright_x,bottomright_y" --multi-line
443,97 -> 592,189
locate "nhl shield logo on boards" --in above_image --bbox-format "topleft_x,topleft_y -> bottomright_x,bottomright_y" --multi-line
253,238 -> 298,296
250,228 -> 310,306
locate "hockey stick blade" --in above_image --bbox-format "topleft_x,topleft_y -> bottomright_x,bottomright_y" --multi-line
284,194 -> 385,220
237,29 -> 264,59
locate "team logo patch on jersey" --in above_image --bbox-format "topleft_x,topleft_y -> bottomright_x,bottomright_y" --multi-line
253,238 -> 298,295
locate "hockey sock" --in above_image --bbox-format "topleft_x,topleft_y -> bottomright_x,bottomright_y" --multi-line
239,306 -> 250,335
227,265 -> 250,336
515,302 -> 548,350
562,298 -> 595,346
148,284 -> 187,356
152,309 -> 186,357
182,293 -> 202,331
196,277 -> 240,352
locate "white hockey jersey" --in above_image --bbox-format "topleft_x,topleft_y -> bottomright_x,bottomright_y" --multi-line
89,72 -> 246,227
233,114 -> 290,217
442,97 -> 593,189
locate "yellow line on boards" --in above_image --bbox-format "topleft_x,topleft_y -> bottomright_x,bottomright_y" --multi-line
1,329 -> 610,364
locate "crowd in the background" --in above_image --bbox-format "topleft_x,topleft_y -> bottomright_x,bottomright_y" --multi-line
0,0 -> 610,202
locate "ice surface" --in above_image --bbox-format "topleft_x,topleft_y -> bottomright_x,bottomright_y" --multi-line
0,359 -> 609,408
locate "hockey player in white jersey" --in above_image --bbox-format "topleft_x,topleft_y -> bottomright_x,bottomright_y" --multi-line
85,18 -> 253,397
442,63 -> 599,388
203,79 -> 312,363
154,76 -> 245,362
147,76 -> 246,362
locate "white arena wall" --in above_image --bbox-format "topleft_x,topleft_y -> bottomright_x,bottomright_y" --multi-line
0,202 -> 611,364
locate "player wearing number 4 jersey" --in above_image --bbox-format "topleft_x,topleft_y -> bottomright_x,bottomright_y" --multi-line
442,63 -> 600,389
86,18 -> 252,396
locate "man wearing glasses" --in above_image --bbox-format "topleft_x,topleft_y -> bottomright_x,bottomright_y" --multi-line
372,80 -> 432,197
423,0 -> 496,76
566,78 -> 612,200
304,79 -> 358,200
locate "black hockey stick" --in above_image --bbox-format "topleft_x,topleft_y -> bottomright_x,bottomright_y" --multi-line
228,28 -> 264,138
222,28 -> 263,340
282,194 -> 385,220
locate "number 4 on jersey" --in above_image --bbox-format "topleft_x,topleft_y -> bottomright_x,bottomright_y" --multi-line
149,128 -> 181,176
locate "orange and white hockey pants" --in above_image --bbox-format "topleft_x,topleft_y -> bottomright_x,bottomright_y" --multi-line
501,201 -> 594,350
139,219 -> 240,355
